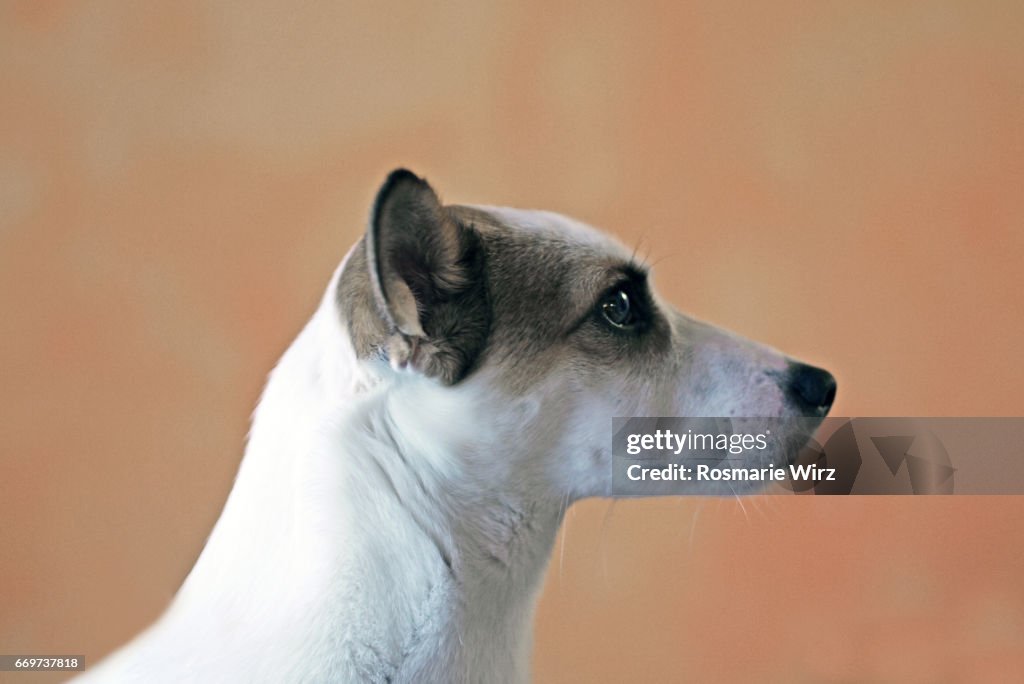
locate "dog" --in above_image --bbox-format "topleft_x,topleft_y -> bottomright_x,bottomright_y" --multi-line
77,169 -> 835,682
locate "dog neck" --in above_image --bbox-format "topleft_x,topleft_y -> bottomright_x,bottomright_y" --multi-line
155,268 -> 562,682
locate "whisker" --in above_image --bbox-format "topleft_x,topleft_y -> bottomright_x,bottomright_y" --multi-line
745,490 -> 767,522
557,490 -> 571,582
597,499 -> 618,587
688,501 -> 702,552
630,231 -> 648,264
730,484 -> 750,524
646,252 -> 678,269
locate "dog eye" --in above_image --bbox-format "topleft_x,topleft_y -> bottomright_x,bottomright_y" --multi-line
600,288 -> 636,329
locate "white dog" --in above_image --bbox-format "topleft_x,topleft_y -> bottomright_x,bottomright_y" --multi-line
78,170 -> 835,682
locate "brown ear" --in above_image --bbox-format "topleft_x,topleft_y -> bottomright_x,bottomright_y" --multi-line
361,169 -> 490,384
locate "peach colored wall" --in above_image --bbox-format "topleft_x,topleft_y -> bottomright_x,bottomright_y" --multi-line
1,2 -> 1022,682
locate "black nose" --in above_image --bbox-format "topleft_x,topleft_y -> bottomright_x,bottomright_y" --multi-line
787,363 -> 837,415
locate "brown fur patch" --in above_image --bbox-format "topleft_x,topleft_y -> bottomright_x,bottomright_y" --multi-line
338,170 -> 491,385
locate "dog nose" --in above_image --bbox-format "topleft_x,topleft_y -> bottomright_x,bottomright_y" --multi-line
787,363 -> 837,415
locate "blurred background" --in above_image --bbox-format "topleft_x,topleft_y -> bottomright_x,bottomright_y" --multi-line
1,1 -> 1023,682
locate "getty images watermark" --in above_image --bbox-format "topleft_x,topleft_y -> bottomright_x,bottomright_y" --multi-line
612,417 -> 1024,495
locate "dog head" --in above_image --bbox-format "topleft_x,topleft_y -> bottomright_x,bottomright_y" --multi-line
335,169 -> 835,499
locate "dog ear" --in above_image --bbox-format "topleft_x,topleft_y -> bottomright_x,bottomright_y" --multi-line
361,169 -> 490,384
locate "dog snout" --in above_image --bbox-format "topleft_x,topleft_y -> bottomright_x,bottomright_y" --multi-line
786,363 -> 837,416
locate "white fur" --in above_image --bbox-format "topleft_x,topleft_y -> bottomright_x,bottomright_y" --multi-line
78,209 -> 809,683
78,258 -> 568,682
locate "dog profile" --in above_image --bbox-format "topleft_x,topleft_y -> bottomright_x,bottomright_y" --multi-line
77,169 -> 835,682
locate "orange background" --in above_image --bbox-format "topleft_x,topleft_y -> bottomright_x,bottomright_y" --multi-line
2,2 -> 1023,682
